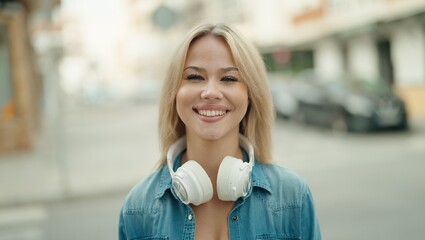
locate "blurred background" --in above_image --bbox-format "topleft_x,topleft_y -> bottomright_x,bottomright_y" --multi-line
0,0 -> 424,239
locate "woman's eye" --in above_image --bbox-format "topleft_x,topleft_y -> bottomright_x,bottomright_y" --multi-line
186,74 -> 204,81
222,76 -> 238,82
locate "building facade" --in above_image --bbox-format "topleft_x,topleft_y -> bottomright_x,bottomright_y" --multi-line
286,0 -> 425,118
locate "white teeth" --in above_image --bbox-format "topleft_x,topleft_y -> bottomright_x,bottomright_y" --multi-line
198,110 -> 226,117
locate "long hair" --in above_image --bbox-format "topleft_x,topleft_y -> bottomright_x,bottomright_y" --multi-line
157,23 -> 274,166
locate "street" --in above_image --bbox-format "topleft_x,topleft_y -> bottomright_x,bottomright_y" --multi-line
273,118 -> 425,239
0,102 -> 424,240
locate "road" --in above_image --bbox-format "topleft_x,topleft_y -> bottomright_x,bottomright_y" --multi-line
273,118 -> 425,240
0,102 -> 424,240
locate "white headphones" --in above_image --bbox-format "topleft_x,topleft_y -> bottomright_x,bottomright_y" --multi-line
167,134 -> 254,206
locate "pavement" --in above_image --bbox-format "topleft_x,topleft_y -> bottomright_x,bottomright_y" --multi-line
0,101 -> 161,207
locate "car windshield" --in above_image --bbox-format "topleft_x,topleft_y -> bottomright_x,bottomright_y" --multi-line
323,78 -> 394,99
353,80 -> 392,95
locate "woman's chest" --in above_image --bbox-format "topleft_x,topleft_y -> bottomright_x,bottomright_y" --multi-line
192,201 -> 233,240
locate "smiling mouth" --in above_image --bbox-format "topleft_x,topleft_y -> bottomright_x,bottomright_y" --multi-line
194,109 -> 228,117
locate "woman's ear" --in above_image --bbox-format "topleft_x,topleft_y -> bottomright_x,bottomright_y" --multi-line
239,122 -> 245,134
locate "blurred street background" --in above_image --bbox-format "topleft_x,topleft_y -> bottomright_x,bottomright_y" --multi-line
0,0 -> 424,239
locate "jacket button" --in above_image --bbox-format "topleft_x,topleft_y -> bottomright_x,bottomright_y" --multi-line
232,215 -> 238,221
188,214 -> 193,221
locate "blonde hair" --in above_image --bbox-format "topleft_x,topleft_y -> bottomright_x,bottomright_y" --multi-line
158,23 -> 274,166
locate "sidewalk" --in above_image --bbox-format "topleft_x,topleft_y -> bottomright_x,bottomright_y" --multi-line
0,101 -> 161,207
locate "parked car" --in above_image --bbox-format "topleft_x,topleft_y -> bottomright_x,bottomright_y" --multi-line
294,78 -> 408,132
269,70 -> 317,119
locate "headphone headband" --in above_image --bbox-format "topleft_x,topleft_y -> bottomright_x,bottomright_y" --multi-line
166,136 -> 187,174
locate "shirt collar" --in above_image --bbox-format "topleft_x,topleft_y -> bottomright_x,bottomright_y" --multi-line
155,148 -> 272,199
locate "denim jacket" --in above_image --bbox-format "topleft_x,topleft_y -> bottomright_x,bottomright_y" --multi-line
119,150 -> 321,240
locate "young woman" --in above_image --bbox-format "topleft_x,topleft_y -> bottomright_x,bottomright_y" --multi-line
119,23 -> 321,240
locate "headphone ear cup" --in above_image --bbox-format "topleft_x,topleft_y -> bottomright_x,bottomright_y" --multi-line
172,160 -> 213,206
217,156 -> 252,201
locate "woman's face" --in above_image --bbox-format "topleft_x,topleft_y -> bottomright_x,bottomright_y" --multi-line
176,35 -> 249,141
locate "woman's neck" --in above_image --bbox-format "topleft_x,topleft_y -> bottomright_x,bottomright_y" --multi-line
182,134 -> 243,183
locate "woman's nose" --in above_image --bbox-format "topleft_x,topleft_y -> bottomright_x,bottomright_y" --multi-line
201,80 -> 223,99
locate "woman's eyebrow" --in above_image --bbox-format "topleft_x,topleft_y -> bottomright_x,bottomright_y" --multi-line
221,67 -> 239,72
183,66 -> 239,72
183,66 -> 205,72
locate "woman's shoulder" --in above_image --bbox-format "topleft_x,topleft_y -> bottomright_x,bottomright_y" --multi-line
121,166 -> 168,210
256,162 -> 311,203
262,163 -> 307,184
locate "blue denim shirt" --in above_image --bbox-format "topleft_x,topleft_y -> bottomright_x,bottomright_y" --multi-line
119,151 -> 321,240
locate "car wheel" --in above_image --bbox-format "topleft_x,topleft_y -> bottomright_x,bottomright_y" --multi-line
395,117 -> 409,131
